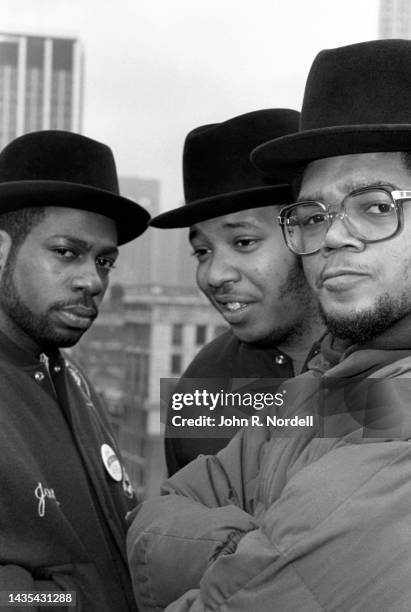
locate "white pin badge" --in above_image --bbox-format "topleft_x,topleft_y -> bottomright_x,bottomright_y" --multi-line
100,444 -> 123,482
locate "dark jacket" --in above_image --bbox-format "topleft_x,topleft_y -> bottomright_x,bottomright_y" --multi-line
0,330 -> 138,611
128,330 -> 411,611
165,330 -> 297,475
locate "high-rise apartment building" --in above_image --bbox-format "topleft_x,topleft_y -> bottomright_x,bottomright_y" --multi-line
379,0 -> 411,38
0,32 -> 83,149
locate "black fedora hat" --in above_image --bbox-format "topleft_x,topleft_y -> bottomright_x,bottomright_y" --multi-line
0,130 -> 150,244
150,109 -> 299,228
252,39 -> 411,171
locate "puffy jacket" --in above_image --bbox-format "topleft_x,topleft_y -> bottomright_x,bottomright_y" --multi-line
128,331 -> 411,611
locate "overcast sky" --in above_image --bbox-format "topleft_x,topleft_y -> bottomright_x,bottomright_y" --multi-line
3,0 -> 379,211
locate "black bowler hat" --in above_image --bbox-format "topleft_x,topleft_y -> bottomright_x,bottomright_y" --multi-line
0,130 -> 150,244
252,39 -> 411,171
150,109 -> 299,228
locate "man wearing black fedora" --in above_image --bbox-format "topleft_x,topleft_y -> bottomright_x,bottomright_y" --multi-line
150,109 -> 323,476
0,130 -> 149,610
127,40 -> 411,611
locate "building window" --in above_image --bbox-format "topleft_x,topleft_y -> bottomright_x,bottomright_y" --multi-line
52,38 -> 73,70
195,325 -> 207,345
126,352 -> 149,399
170,354 -> 182,375
172,323 -> 183,346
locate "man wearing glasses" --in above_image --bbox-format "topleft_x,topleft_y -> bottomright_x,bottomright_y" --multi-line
127,40 -> 411,611
277,169 -> 411,344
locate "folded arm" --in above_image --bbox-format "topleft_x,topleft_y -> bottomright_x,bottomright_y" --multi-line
127,427 -> 268,610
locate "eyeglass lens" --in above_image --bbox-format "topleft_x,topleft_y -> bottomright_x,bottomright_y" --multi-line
283,188 -> 398,254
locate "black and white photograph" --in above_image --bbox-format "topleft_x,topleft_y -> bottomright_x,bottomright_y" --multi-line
1,1 -> 411,610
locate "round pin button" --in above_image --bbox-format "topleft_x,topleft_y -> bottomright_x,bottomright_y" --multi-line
275,355 -> 286,365
100,444 -> 123,482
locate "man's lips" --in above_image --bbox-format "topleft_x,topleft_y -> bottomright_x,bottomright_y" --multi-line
213,295 -> 254,314
321,268 -> 368,281
54,305 -> 97,329
59,305 -> 97,318
319,268 -> 369,289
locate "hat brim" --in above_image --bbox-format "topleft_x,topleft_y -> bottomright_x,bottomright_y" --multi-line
251,124 -> 411,173
0,180 -> 150,245
150,184 -> 292,228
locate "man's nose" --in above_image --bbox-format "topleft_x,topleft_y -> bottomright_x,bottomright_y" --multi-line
206,254 -> 241,288
322,211 -> 365,252
71,261 -> 105,295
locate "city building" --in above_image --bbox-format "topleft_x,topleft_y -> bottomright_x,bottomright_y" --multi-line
71,284 -> 227,498
114,176 -> 161,287
379,0 -> 411,38
114,176 -> 197,290
0,32 -> 83,148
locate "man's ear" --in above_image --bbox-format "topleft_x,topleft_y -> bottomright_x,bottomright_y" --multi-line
0,230 -> 12,271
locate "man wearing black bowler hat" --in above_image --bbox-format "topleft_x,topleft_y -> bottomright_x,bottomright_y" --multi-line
150,109 -> 323,476
0,130 -> 149,611
128,40 -> 411,611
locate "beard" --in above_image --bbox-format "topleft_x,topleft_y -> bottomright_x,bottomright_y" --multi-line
247,259 -> 317,348
319,291 -> 411,344
0,257 -> 87,350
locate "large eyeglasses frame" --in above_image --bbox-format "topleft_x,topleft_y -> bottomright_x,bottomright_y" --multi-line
277,185 -> 411,255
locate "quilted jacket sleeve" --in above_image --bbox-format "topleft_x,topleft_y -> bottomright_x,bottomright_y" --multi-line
163,439 -> 411,612
127,427 -> 268,611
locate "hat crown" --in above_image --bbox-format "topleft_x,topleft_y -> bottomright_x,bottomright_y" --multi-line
301,39 -> 411,130
0,130 -> 120,193
0,130 -> 150,244
183,109 -> 299,203
251,39 -> 411,171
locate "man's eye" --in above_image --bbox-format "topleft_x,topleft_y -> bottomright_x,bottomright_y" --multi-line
191,248 -> 211,261
54,247 -> 76,258
234,238 -> 258,248
302,213 -> 327,226
364,201 -> 395,215
96,257 -> 116,270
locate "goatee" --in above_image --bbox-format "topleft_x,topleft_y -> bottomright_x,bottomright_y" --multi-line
320,292 -> 411,344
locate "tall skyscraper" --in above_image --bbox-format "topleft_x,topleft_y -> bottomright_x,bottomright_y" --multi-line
379,0 -> 411,38
0,32 -> 83,149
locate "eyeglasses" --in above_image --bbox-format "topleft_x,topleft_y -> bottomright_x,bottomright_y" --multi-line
277,185 -> 411,255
